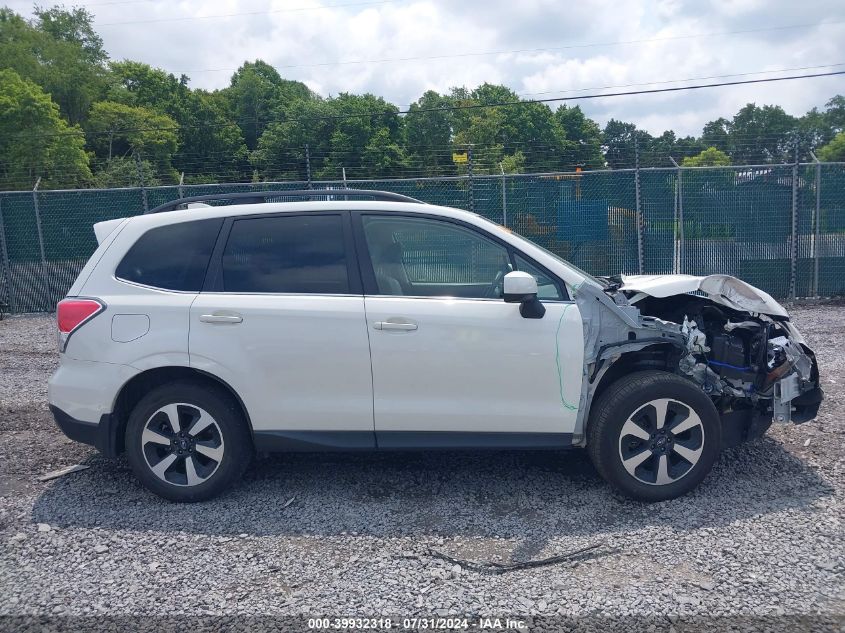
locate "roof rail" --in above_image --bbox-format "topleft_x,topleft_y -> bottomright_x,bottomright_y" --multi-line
146,189 -> 423,214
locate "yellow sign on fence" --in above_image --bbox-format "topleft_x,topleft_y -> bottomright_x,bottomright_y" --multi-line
452,152 -> 468,164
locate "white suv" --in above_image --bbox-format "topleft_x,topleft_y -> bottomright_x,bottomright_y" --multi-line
48,190 -> 823,502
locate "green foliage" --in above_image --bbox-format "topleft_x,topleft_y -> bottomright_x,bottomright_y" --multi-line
2,5 -> 845,190
108,61 -> 249,180
555,105 -> 604,168
253,93 -> 406,180
0,69 -> 92,189
223,60 -> 315,150
729,104 -> 797,163
93,156 -> 160,188
450,84 -> 571,173
85,101 -> 178,179
500,151 -> 526,174
406,90 -> 454,175
682,147 -> 731,167
817,132 -> 845,162
0,7 -> 108,125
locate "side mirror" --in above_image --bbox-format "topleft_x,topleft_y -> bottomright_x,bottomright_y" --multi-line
503,271 -> 545,319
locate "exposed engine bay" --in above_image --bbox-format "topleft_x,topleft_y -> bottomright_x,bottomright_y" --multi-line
572,273 -> 823,448
632,293 -> 819,424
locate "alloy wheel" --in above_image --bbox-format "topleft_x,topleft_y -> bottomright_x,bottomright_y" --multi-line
141,403 -> 225,487
617,398 -> 705,486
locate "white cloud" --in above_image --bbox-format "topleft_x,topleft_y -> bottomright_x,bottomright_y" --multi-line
15,0 -> 845,134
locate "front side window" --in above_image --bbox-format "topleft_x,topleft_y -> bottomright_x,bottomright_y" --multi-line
116,218 -> 222,291
362,216 -> 511,299
514,254 -> 564,300
221,214 -> 349,294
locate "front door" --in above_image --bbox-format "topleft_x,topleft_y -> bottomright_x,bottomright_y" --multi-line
355,213 -> 584,448
189,212 -> 374,445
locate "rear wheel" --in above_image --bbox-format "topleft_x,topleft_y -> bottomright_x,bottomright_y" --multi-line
587,371 -> 721,502
125,381 -> 252,502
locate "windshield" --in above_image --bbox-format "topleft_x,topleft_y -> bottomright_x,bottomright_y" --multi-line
527,241 -> 606,287
497,226 -> 606,288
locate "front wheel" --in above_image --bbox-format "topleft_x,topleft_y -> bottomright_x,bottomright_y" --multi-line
587,371 -> 721,502
125,381 -> 252,502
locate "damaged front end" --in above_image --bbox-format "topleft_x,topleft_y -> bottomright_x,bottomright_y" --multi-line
573,273 -> 822,448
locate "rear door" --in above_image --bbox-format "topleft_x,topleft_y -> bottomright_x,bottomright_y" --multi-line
354,212 -> 584,448
189,211 -> 375,445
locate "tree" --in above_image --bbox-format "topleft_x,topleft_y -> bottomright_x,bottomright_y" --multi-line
0,7 -> 108,125
700,118 -> 731,154
449,84 -> 570,173
824,95 -> 845,135
362,128 -> 407,177
252,98 -> 333,181
318,93 -> 406,178
602,119 -> 654,169
108,61 -> 249,180
223,60 -> 315,150
405,90 -> 455,175
500,150 -> 526,174
85,101 -> 179,180
682,147 -> 731,167
555,105 -> 604,169
817,132 -> 845,162
726,103 -> 797,163
253,93 -> 406,180
0,69 -> 91,190
93,156 -> 160,188
34,5 -> 106,65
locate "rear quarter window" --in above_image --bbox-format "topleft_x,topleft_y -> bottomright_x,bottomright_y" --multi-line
115,218 -> 223,291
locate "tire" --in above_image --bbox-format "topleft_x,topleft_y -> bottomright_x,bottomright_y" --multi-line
587,370 -> 721,502
125,381 -> 252,502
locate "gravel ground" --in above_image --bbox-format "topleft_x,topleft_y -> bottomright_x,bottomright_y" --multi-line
0,306 -> 843,630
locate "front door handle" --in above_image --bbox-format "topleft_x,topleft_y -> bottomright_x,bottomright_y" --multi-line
199,313 -> 243,324
374,320 -> 418,331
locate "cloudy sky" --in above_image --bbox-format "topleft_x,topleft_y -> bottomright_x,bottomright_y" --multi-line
13,0 -> 845,135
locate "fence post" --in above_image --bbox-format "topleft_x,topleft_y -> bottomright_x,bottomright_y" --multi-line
669,157 -> 685,274
810,152 -> 821,298
178,172 -> 185,199
0,198 -> 11,312
134,152 -> 149,213
500,163 -> 507,227
305,144 -> 313,189
32,177 -> 51,310
467,147 -> 475,214
634,136 -> 644,274
788,151 -> 799,301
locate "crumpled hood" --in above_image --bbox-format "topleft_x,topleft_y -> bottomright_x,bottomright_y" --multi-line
621,273 -> 789,318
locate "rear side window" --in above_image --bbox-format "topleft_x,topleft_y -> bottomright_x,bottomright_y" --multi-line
221,214 -> 349,294
116,218 -> 223,291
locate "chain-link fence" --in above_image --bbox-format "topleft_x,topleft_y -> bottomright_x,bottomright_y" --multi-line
1,162 -> 844,314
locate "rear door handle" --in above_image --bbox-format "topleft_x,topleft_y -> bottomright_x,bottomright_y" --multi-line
374,320 -> 418,331
199,313 -> 243,324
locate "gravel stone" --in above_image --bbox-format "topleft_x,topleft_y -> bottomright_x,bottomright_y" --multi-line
1,306 -> 844,622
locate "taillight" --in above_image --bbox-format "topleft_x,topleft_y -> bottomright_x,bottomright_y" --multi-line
56,298 -> 105,352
